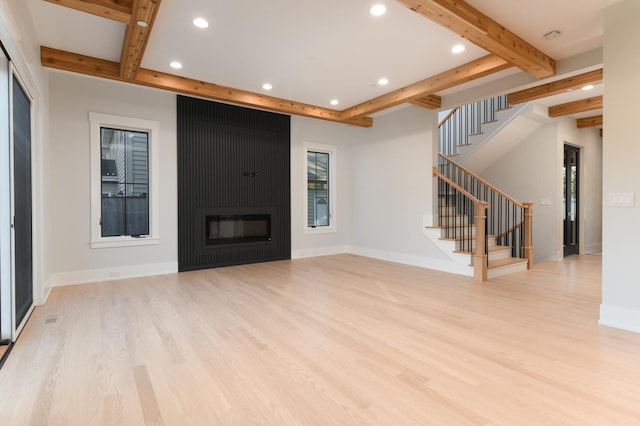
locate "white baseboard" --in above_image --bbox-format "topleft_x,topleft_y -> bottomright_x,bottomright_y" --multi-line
347,245 -> 473,276
585,242 -> 602,254
599,304 -> 640,334
49,261 -> 179,287
291,245 -> 348,259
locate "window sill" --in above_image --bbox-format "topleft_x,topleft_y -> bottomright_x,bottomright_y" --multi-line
90,237 -> 159,249
304,227 -> 337,235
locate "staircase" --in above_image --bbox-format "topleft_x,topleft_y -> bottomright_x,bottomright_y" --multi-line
427,95 -> 533,281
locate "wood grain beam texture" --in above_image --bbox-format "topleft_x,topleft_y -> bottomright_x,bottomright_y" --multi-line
396,0 -> 555,78
120,0 -> 161,79
340,54 -> 511,120
410,94 -> 442,109
43,0 -> 133,23
577,115 -> 603,128
507,69 -> 603,104
548,95 -> 603,118
41,46 -> 373,127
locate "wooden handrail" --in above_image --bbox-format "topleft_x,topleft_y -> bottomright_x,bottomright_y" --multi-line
433,167 -> 484,204
438,153 -> 524,208
438,107 -> 460,128
495,221 -> 523,240
434,166 -> 488,282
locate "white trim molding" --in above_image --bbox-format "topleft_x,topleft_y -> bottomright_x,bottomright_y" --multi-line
49,261 -> 179,287
89,112 -> 160,249
304,142 -> 337,234
599,304 -> 640,334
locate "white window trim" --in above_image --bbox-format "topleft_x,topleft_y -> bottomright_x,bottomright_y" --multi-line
89,112 -> 159,249
304,142 -> 337,234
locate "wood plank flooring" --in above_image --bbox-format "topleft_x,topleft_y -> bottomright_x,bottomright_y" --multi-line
1,254 -> 640,425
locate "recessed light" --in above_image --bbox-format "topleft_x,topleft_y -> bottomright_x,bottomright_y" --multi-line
582,84 -> 594,91
136,20 -> 148,27
378,78 -> 389,86
262,83 -> 273,90
451,44 -> 466,54
193,17 -> 209,29
370,4 -> 387,16
543,30 -> 561,40
170,61 -> 182,69
330,99 -> 339,106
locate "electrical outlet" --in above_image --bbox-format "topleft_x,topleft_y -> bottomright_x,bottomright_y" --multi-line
109,271 -> 121,278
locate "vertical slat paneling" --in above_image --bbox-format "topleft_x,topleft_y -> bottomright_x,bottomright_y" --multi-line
178,95 -> 291,271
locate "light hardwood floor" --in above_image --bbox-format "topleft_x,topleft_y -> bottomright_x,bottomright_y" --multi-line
1,254 -> 640,425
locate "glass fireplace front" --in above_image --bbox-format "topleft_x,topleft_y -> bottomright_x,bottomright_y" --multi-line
206,214 -> 271,245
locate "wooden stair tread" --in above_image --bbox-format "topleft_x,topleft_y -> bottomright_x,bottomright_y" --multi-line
439,235 -> 496,242
488,258 -> 528,269
454,245 -> 510,255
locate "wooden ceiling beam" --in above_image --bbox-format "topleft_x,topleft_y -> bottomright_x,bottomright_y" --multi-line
41,46 -> 122,78
340,54 -> 511,120
548,96 -> 603,118
507,69 -> 603,104
410,94 -> 442,109
119,0 -> 162,80
395,0 -> 555,78
43,0 -> 133,23
577,115 -> 603,128
41,46 -> 373,127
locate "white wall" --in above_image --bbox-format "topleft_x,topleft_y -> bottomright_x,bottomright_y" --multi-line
600,0 -> 640,332
47,72 -> 178,285
480,118 -> 602,263
481,123 -> 561,263
349,106 -> 451,267
46,74 -> 460,285
290,115 -> 365,258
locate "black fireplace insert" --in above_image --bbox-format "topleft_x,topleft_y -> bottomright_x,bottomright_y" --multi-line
206,214 -> 271,245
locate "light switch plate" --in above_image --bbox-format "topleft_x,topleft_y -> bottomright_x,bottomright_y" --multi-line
609,192 -> 635,207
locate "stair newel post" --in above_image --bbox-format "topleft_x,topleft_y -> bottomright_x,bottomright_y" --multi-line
473,201 -> 488,282
523,202 -> 534,269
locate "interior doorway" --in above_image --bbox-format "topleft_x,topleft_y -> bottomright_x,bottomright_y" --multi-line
563,144 -> 580,257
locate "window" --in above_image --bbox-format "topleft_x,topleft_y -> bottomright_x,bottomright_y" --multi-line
100,128 -> 149,237
305,143 -> 336,233
90,113 -> 159,248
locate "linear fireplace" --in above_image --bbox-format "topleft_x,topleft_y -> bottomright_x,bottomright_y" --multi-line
206,214 -> 271,245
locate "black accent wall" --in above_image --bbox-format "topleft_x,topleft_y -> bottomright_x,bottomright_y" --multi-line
177,95 -> 291,271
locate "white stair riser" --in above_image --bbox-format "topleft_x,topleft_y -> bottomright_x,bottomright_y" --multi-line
487,261 -> 528,279
440,226 -> 477,238
489,248 -> 512,261
438,216 -> 470,226
454,237 -> 497,252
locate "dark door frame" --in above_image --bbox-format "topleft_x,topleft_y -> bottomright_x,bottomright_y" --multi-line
563,144 -> 580,257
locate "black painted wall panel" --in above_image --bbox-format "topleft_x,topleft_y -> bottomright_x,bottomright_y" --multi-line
177,96 -> 291,271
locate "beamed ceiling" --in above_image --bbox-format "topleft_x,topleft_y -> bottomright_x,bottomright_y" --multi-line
28,0 -> 616,128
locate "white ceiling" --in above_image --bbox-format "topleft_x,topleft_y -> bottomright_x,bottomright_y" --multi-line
25,0 -> 618,115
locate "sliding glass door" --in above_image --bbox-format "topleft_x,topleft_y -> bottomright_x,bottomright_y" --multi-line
0,46 -> 10,341
12,73 -> 33,330
0,43 -> 34,341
